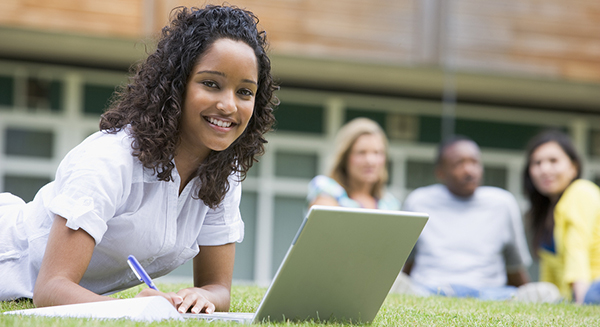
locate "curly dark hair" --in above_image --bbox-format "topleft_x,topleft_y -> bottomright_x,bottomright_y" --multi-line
100,5 -> 277,208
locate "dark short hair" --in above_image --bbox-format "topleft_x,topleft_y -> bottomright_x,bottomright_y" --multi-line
100,5 -> 278,208
435,135 -> 478,166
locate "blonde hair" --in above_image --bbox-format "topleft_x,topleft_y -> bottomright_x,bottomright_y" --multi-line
329,118 -> 389,198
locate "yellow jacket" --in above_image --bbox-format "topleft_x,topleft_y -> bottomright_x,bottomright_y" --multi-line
538,179 -> 600,300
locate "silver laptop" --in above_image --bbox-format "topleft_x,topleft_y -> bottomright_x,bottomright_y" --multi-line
184,205 -> 428,324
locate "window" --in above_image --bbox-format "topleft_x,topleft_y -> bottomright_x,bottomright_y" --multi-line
233,191 -> 258,280
405,160 -> 436,190
0,75 -> 13,107
5,128 -> 54,158
483,166 -> 507,189
273,103 -> 324,134
275,152 -> 318,179
272,196 -> 306,275
26,77 -> 62,111
84,84 -> 116,115
3,175 -> 51,202
419,116 -> 548,150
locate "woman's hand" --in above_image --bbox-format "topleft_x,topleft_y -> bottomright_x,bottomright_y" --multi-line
175,287 -> 216,314
134,288 -> 183,307
181,243 -> 236,313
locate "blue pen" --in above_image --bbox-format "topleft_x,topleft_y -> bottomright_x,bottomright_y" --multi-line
127,255 -> 159,291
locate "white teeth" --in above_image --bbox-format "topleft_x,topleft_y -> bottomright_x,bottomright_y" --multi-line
208,117 -> 232,128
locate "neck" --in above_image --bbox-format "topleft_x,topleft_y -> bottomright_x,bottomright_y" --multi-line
347,180 -> 378,209
347,179 -> 375,197
174,144 -> 211,195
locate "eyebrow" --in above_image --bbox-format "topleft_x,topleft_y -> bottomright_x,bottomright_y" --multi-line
196,70 -> 258,85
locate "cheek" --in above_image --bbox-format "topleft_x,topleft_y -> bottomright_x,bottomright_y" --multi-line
241,103 -> 255,124
561,163 -> 578,181
528,166 -> 540,182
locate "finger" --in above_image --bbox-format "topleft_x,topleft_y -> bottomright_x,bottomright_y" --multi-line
168,292 -> 183,306
205,302 -> 216,314
177,293 -> 199,313
191,299 -> 213,314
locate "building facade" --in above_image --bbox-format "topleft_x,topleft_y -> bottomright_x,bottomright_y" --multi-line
1,0 -> 599,285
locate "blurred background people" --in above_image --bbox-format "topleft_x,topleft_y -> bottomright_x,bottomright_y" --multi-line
307,118 -> 399,210
524,130 -> 600,304
394,136 -> 560,302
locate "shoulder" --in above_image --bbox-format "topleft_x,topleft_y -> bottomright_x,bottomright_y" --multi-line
56,129 -> 139,179
307,175 -> 349,206
564,179 -> 600,197
406,184 -> 445,200
476,186 -> 517,204
379,192 -> 401,211
308,175 -> 346,196
403,184 -> 445,208
71,129 -> 134,159
559,179 -> 600,206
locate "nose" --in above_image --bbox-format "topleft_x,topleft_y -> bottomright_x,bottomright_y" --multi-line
538,160 -> 552,173
463,161 -> 481,178
216,90 -> 236,114
365,152 -> 383,166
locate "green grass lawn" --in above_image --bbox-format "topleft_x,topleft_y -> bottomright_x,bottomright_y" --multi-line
2,283 -> 600,326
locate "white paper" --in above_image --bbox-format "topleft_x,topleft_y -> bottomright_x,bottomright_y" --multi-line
3,296 -> 183,322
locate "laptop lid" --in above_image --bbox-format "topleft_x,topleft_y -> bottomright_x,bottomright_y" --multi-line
252,205 -> 428,323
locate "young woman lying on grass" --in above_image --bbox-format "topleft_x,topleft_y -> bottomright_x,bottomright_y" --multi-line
0,4 -> 277,315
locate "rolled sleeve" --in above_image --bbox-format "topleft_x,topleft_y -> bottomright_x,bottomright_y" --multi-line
46,131 -> 134,245
197,218 -> 245,245
47,194 -> 107,244
197,174 -> 245,246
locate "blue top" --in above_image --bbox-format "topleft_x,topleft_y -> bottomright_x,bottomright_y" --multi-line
307,175 -> 400,210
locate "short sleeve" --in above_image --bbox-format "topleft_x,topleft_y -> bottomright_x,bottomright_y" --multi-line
307,175 -> 347,204
46,132 -> 134,245
402,189 -> 419,212
197,174 -> 245,246
503,191 -> 532,271
378,192 -> 401,211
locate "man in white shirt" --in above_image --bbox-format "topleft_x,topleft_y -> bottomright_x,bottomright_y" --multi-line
392,136 -> 559,302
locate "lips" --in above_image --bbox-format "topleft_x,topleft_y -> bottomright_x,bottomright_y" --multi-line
205,116 -> 235,128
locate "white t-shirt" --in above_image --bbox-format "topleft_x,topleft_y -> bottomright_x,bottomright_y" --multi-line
403,184 -> 531,289
0,129 -> 244,301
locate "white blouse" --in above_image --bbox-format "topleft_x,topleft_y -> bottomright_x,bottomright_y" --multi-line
0,129 -> 244,301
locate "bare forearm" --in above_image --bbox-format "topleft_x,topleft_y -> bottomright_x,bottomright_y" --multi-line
572,281 -> 590,304
507,268 -> 530,287
33,277 -> 112,307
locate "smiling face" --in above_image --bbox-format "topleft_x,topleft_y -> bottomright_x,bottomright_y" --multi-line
346,133 -> 387,187
179,38 -> 258,161
528,141 -> 579,201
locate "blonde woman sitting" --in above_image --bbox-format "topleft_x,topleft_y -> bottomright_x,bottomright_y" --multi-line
307,118 -> 399,210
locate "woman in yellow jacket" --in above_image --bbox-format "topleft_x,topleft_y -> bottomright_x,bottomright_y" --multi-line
523,130 -> 600,304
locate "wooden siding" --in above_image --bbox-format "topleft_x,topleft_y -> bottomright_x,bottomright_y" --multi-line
450,0 -> 600,82
0,0 -> 598,83
154,0 -> 417,64
0,0 -> 143,37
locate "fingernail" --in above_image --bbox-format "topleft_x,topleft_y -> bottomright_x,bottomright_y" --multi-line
192,308 -> 199,314
178,307 -> 185,313
174,296 -> 183,305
